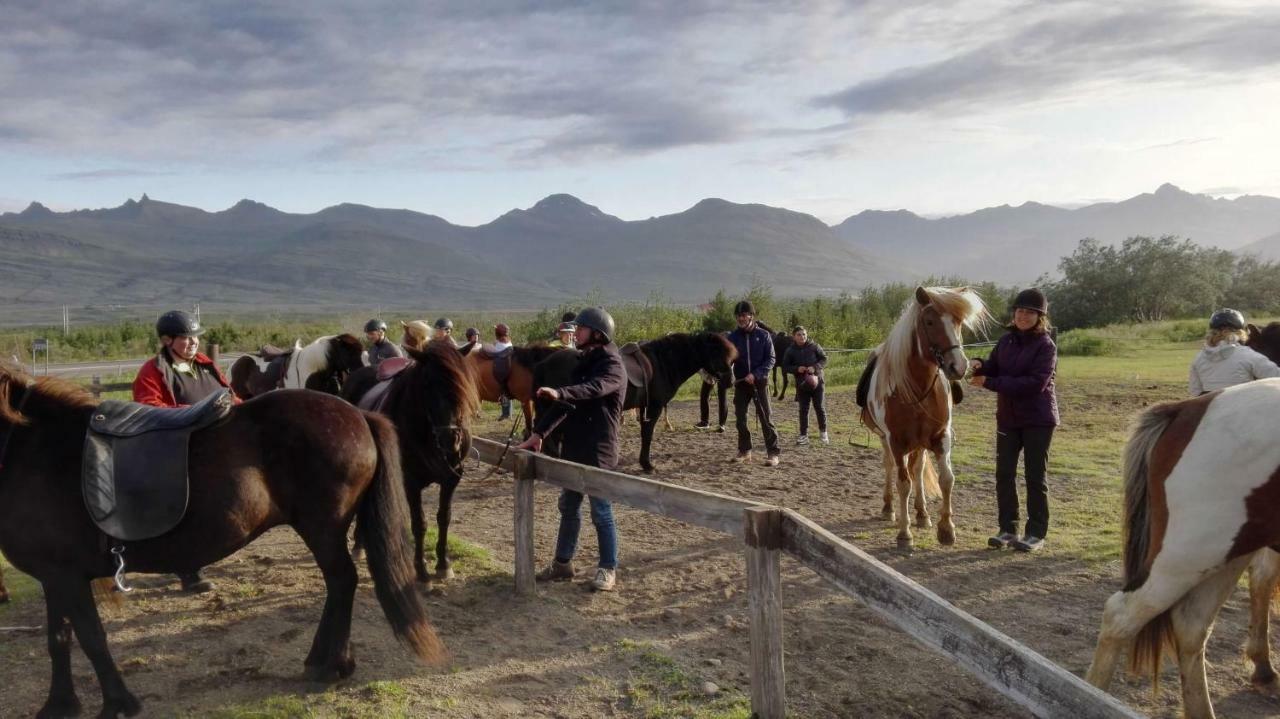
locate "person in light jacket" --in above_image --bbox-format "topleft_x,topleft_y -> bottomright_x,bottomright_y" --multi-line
969,289 -> 1059,554
1188,308 -> 1279,395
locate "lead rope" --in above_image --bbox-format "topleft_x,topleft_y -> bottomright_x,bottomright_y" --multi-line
473,409 -> 525,482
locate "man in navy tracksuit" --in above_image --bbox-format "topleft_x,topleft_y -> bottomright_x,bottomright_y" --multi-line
728,300 -> 781,466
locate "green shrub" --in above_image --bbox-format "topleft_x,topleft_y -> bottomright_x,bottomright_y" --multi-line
1056,331 -> 1117,357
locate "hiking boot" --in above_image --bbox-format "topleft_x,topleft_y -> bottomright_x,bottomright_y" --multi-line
536,559 -> 575,582
732,451 -> 752,463
763,454 -> 780,467
795,435 -> 809,446
987,532 -> 1017,549
1013,535 -> 1045,553
590,567 -> 617,592
178,572 -> 214,593
694,421 -> 712,430
820,431 -> 830,445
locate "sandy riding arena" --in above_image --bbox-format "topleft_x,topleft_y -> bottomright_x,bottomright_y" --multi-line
2,388 -> 1278,717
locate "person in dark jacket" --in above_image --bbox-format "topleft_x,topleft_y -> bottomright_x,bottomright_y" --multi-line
515,307 -> 626,592
364,318 -> 403,368
782,326 -> 829,445
969,288 -> 1059,553
728,300 -> 780,466
132,310 -> 238,593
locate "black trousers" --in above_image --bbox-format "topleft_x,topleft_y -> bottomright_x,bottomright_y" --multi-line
734,381 -> 780,455
797,383 -> 827,435
699,379 -> 729,426
995,426 -> 1054,538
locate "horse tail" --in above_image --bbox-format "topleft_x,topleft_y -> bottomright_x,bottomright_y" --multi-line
358,412 -> 447,665
1121,401 -> 1179,683
921,453 -> 940,500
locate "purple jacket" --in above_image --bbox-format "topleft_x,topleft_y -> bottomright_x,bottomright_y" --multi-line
729,324 -> 775,383
973,330 -> 1059,429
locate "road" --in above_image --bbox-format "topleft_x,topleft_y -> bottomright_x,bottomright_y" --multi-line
27,353 -> 246,380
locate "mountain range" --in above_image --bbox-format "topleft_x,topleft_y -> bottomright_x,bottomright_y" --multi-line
2,184 -> 1279,323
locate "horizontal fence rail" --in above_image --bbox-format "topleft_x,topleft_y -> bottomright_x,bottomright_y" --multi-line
470,437 -> 1142,719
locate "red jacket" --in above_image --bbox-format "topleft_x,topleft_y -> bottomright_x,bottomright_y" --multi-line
132,352 -> 236,407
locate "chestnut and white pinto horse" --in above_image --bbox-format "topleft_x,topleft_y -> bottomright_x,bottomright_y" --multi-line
859,286 -> 990,550
1088,378 -> 1280,718
230,334 -> 365,398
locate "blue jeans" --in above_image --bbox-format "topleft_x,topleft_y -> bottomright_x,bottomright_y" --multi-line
554,490 -> 618,569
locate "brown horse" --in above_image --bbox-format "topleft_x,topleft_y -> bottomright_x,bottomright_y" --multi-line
0,367 -> 448,718
229,333 -> 365,398
857,286 -> 990,550
461,344 -> 562,431
1087,378 -> 1280,718
342,343 -> 480,584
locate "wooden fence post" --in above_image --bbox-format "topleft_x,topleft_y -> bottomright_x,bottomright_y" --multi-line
208,343 -> 220,365
91,375 -> 102,398
513,452 -> 537,596
744,507 -> 785,719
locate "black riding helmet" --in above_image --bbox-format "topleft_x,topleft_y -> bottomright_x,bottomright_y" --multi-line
156,310 -> 203,338
734,300 -> 755,316
1209,308 -> 1245,331
575,306 -> 616,344
364,319 -> 387,333
434,317 -> 454,330
1012,288 -> 1048,314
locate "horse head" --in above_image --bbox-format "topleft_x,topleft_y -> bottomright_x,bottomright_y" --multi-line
702,332 -> 737,383
399,343 -> 480,476
1246,322 -> 1280,367
914,286 -> 988,380
401,320 -> 430,352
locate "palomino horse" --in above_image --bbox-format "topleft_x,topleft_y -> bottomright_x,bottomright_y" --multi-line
0,367 -> 451,718
401,320 -> 431,351
343,343 -> 480,584
460,344 -> 562,432
229,333 -> 365,398
1087,378 -> 1280,718
858,286 -> 989,550
531,333 -> 737,473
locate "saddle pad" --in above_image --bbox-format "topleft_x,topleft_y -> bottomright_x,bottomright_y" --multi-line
82,391 -> 232,542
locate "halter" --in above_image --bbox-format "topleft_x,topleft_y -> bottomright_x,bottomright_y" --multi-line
0,379 -> 34,474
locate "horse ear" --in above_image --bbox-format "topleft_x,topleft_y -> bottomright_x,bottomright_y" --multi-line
1248,323 -> 1261,340
914,286 -> 931,307
400,321 -> 409,329
294,339 -> 303,350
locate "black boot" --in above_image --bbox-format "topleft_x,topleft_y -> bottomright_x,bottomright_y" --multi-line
178,571 -> 214,593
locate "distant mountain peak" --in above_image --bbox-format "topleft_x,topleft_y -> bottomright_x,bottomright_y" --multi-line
529,194 -> 610,217
1154,182 -> 1188,196
18,201 -> 54,218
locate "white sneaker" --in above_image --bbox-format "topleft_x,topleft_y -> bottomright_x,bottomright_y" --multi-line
795,435 -> 809,446
820,431 -> 830,445
590,567 -> 616,592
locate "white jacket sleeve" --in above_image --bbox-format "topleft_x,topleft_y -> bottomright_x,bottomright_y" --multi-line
1189,363 -> 1204,396
1249,349 -> 1280,380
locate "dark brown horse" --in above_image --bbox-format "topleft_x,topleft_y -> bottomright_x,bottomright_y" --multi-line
532,332 -> 736,473
229,333 -> 365,398
0,367 -> 447,718
343,343 -> 480,584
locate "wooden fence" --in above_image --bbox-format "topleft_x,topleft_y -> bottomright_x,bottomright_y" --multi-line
472,437 -> 1141,719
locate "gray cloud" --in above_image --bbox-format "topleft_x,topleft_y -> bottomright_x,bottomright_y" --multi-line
816,2 -> 1280,118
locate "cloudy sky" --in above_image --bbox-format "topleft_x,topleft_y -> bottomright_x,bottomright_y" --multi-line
3,0 -> 1278,224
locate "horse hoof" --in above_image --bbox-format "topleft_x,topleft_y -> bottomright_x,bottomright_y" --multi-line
36,695 -> 82,719
641,465 -> 654,475
880,507 -> 894,520
104,691 -> 143,718
1252,669 -> 1280,697
304,661 -> 352,684
937,525 -> 956,546
435,567 -> 455,581
914,516 -> 932,529
896,537 -> 913,552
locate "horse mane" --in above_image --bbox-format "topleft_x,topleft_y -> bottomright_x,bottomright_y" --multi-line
394,343 -> 480,422
643,332 -> 737,364
0,364 -> 96,426
511,345 -> 563,368
874,287 -> 989,400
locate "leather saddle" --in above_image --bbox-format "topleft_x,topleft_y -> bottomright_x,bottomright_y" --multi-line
359,359 -> 414,413
258,344 -> 294,361
479,346 -> 514,397
82,390 -> 235,542
619,342 -> 654,419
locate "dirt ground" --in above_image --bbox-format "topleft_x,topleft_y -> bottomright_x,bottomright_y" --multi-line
2,390 -> 1278,718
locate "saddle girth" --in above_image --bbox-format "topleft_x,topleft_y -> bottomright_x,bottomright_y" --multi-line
82,390 -> 234,542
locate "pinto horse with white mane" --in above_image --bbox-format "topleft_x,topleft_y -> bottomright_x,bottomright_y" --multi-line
857,286 -> 989,550
1087,377 -> 1280,718
230,333 -> 365,399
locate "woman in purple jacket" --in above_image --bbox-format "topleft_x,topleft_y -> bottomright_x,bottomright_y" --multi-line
969,288 -> 1060,553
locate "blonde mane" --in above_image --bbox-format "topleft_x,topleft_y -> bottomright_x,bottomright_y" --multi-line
873,287 -> 990,401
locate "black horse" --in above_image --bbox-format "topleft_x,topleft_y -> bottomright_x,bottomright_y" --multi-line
1247,322 -> 1280,366
343,344 -> 480,583
533,332 -> 736,473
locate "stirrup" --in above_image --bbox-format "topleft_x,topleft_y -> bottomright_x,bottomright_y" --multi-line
111,545 -> 134,593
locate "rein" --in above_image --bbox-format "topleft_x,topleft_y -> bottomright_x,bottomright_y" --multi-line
0,379 -> 34,473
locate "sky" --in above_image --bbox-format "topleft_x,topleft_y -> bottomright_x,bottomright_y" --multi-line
2,0 -> 1279,225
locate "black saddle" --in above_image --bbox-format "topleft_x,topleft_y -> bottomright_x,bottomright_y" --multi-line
480,346 -> 514,396
619,342 -> 654,420
82,390 -> 234,542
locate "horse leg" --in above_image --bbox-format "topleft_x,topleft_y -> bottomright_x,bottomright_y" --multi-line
935,433 -> 957,545
910,451 -> 932,529
1170,559 -> 1250,719
300,533 -> 359,682
879,440 -> 895,520
59,577 -> 141,718
521,399 -> 534,439
662,404 -> 673,432
434,480 -> 457,580
639,414 -> 658,474
1247,549 -> 1280,694
36,586 -> 81,719
894,453 -> 913,550
408,483 -> 430,584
